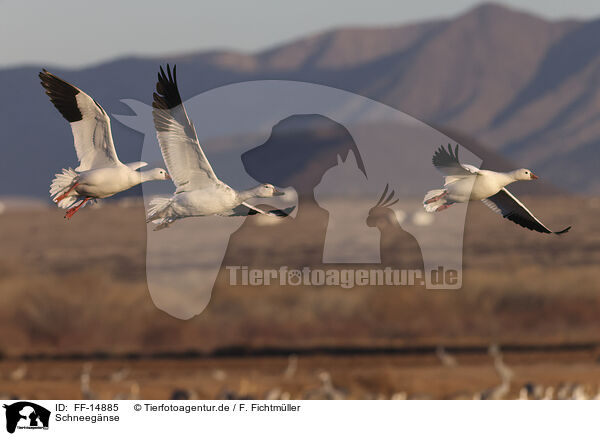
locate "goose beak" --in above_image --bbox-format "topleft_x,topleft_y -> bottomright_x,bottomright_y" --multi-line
165,173 -> 171,180
530,173 -> 538,179
273,189 -> 285,196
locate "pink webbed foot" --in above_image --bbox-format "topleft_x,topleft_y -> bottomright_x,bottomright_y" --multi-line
435,203 -> 453,212
55,182 -> 79,204
64,197 -> 90,219
424,191 -> 447,205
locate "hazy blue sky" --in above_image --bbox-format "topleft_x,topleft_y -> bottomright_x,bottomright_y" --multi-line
1,0 -> 598,68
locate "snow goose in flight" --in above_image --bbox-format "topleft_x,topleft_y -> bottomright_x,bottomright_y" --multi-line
146,65 -> 290,231
423,144 -> 571,234
40,70 -> 170,219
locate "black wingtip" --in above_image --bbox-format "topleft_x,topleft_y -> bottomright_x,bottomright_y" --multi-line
247,205 -> 295,217
38,70 -> 83,123
270,206 -> 296,217
39,69 -> 50,81
432,143 -> 461,166
554,226 -> 571,235
153,63 -> 182,110
280,206 -> 295,217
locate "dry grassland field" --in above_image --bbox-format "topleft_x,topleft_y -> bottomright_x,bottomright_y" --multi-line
0,195 -> 599,399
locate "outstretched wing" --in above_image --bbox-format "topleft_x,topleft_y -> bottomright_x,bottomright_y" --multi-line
40,70 -> 120,171
152,64 -> 219,193
220,203 -> 295,217
432,144 -> 479,178
126,161 -> 148,171
482,188 -> 571,235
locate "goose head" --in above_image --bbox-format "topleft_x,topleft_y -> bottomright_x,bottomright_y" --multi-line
147,168 -> 171,181
253,183 -> 285,198
513,168 -> 538,181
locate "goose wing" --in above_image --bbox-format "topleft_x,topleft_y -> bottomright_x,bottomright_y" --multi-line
432,144 -> 479,178
221,202 -> 295,217
152,64 -> 219,193
482,188 -> 571,235
40,70 -> 121,171
126,161 -> 148,171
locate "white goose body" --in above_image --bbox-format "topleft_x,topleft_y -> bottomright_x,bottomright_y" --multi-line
73,165 -> 155,198
146,65 -> 290,231
40,70 -> 169,218
160,184 -> 237,218
153,184 -> 283,220
424,144 -> 571,235
446,169 -> 520,202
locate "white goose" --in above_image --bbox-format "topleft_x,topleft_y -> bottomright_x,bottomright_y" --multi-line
40,70 -> 170,219
424,144 -> 571,234
146,65 -> 290,231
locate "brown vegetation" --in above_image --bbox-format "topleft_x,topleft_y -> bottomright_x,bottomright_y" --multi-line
0,195 -> 598,398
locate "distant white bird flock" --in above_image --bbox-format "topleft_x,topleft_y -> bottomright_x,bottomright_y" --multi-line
424,144 -> 571,234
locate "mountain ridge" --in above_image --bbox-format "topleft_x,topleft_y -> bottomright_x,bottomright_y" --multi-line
1,2 -> 598,198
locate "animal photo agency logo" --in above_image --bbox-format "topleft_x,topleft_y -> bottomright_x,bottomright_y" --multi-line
116,73 -> 483,320
3,402 -> 50,434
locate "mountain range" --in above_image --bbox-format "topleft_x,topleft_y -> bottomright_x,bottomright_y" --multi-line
1,2 -> 598,199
